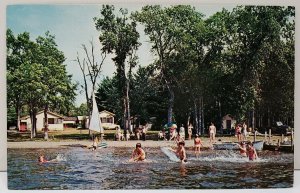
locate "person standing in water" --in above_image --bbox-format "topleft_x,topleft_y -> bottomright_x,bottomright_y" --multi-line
238,142 -> 247,157
91,136 -> 99,151
177,141 -> 187,163
194,134 -> 203,158
130,143 -> 146,162
247,142 -> 258,161
170,141 -> 187,163
209,122 -> 216,144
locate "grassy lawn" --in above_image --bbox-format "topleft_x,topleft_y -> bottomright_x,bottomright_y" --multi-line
7,128 -> 161,142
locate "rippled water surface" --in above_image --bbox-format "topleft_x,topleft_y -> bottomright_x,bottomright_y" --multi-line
8,147 -> 293,189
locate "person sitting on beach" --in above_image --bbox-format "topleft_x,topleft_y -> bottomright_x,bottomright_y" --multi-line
238,141 -> 247,157
247,142 -> 258,161
129,143 -> 146,162
194,134 -> 203,158
115,126 -> 123,141
135,126 -> 140,140
38,155 -> 49,163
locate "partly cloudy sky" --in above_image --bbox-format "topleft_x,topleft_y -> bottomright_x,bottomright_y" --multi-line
7,3 -> 234,106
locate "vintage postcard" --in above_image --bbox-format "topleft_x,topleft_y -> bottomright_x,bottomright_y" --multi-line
6,2 -> 294,190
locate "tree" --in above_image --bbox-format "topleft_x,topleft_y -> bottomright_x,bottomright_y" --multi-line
94,5 -> 140,133
7,30 -> 77,138
7,29 -> 35,130
75,41 -> 106,116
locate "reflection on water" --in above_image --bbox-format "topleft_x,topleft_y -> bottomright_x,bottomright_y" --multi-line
8,147 -> 293,189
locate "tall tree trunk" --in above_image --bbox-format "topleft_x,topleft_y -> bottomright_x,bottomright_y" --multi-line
198,99 -> 201,135
31,110 -> 37,138
251,109 -> 255,130
44,104 -> 49,140
167,89 -> 174,125
30,110 -> 33,139
194,99 -> 198,135
200,96 -> 205,135
267,107 -> 271,127
126,80 -> 131,133
123,97 -> 127,135
16,105 -> 21,131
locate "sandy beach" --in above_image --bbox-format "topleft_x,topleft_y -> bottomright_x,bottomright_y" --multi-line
7,139 -> 213,149
7,135 -> 273,149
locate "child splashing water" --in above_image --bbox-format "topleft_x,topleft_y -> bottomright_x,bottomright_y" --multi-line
38,154 -> 66,163
169,141 -> 187,163
247,142 -> 258,161
129,143 -> 146,162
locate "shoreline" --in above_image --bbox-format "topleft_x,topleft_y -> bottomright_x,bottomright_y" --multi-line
7,137 -> 260,149
7,139 -> 220,149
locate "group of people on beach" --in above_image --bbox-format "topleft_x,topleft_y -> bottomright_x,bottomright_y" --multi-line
115,125 -> 148,141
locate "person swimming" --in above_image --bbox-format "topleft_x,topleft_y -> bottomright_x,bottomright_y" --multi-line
177,141 -> 187,163
38,155 -> 49,163
238,142 -> 247,157
247,142 -> 258,161
129,143 -> 146,162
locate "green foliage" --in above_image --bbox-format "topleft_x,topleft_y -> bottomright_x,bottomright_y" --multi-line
7,29 -> 77,133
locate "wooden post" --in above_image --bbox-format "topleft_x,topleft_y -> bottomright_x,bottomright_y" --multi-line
281,134 -> 284,144
291,131 -> 294,151
268,129 -> 272,144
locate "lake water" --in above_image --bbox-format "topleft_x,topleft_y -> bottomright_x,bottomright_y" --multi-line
7,147 -> 293,189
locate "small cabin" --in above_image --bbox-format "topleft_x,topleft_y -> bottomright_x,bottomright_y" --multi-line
20,111 -> 64,132
78,110 -> 118,130
222,114 -> 237,130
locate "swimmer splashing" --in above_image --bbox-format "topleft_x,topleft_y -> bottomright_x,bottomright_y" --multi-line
129,143 -> 146,162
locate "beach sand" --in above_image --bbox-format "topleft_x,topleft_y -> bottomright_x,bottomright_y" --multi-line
7,135 -> 276,149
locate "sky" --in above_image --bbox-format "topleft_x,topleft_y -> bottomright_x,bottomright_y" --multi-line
6,3 -> 235,106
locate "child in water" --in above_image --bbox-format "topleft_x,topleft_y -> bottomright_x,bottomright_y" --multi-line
194,134 -> 203,158
38,155 -> 49,163
247,142 -> 258,161
129,143 -> 146,162
170,141 -> 187,163
238,142 -> 247,157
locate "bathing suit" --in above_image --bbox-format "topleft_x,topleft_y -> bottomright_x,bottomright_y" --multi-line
194,139 -> 201,148
240,148 -> 246,154
248,147 -> 255,161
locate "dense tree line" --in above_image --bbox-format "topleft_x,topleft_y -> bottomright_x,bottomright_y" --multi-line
7,5 -> 294,137
95,5 -> 294,132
